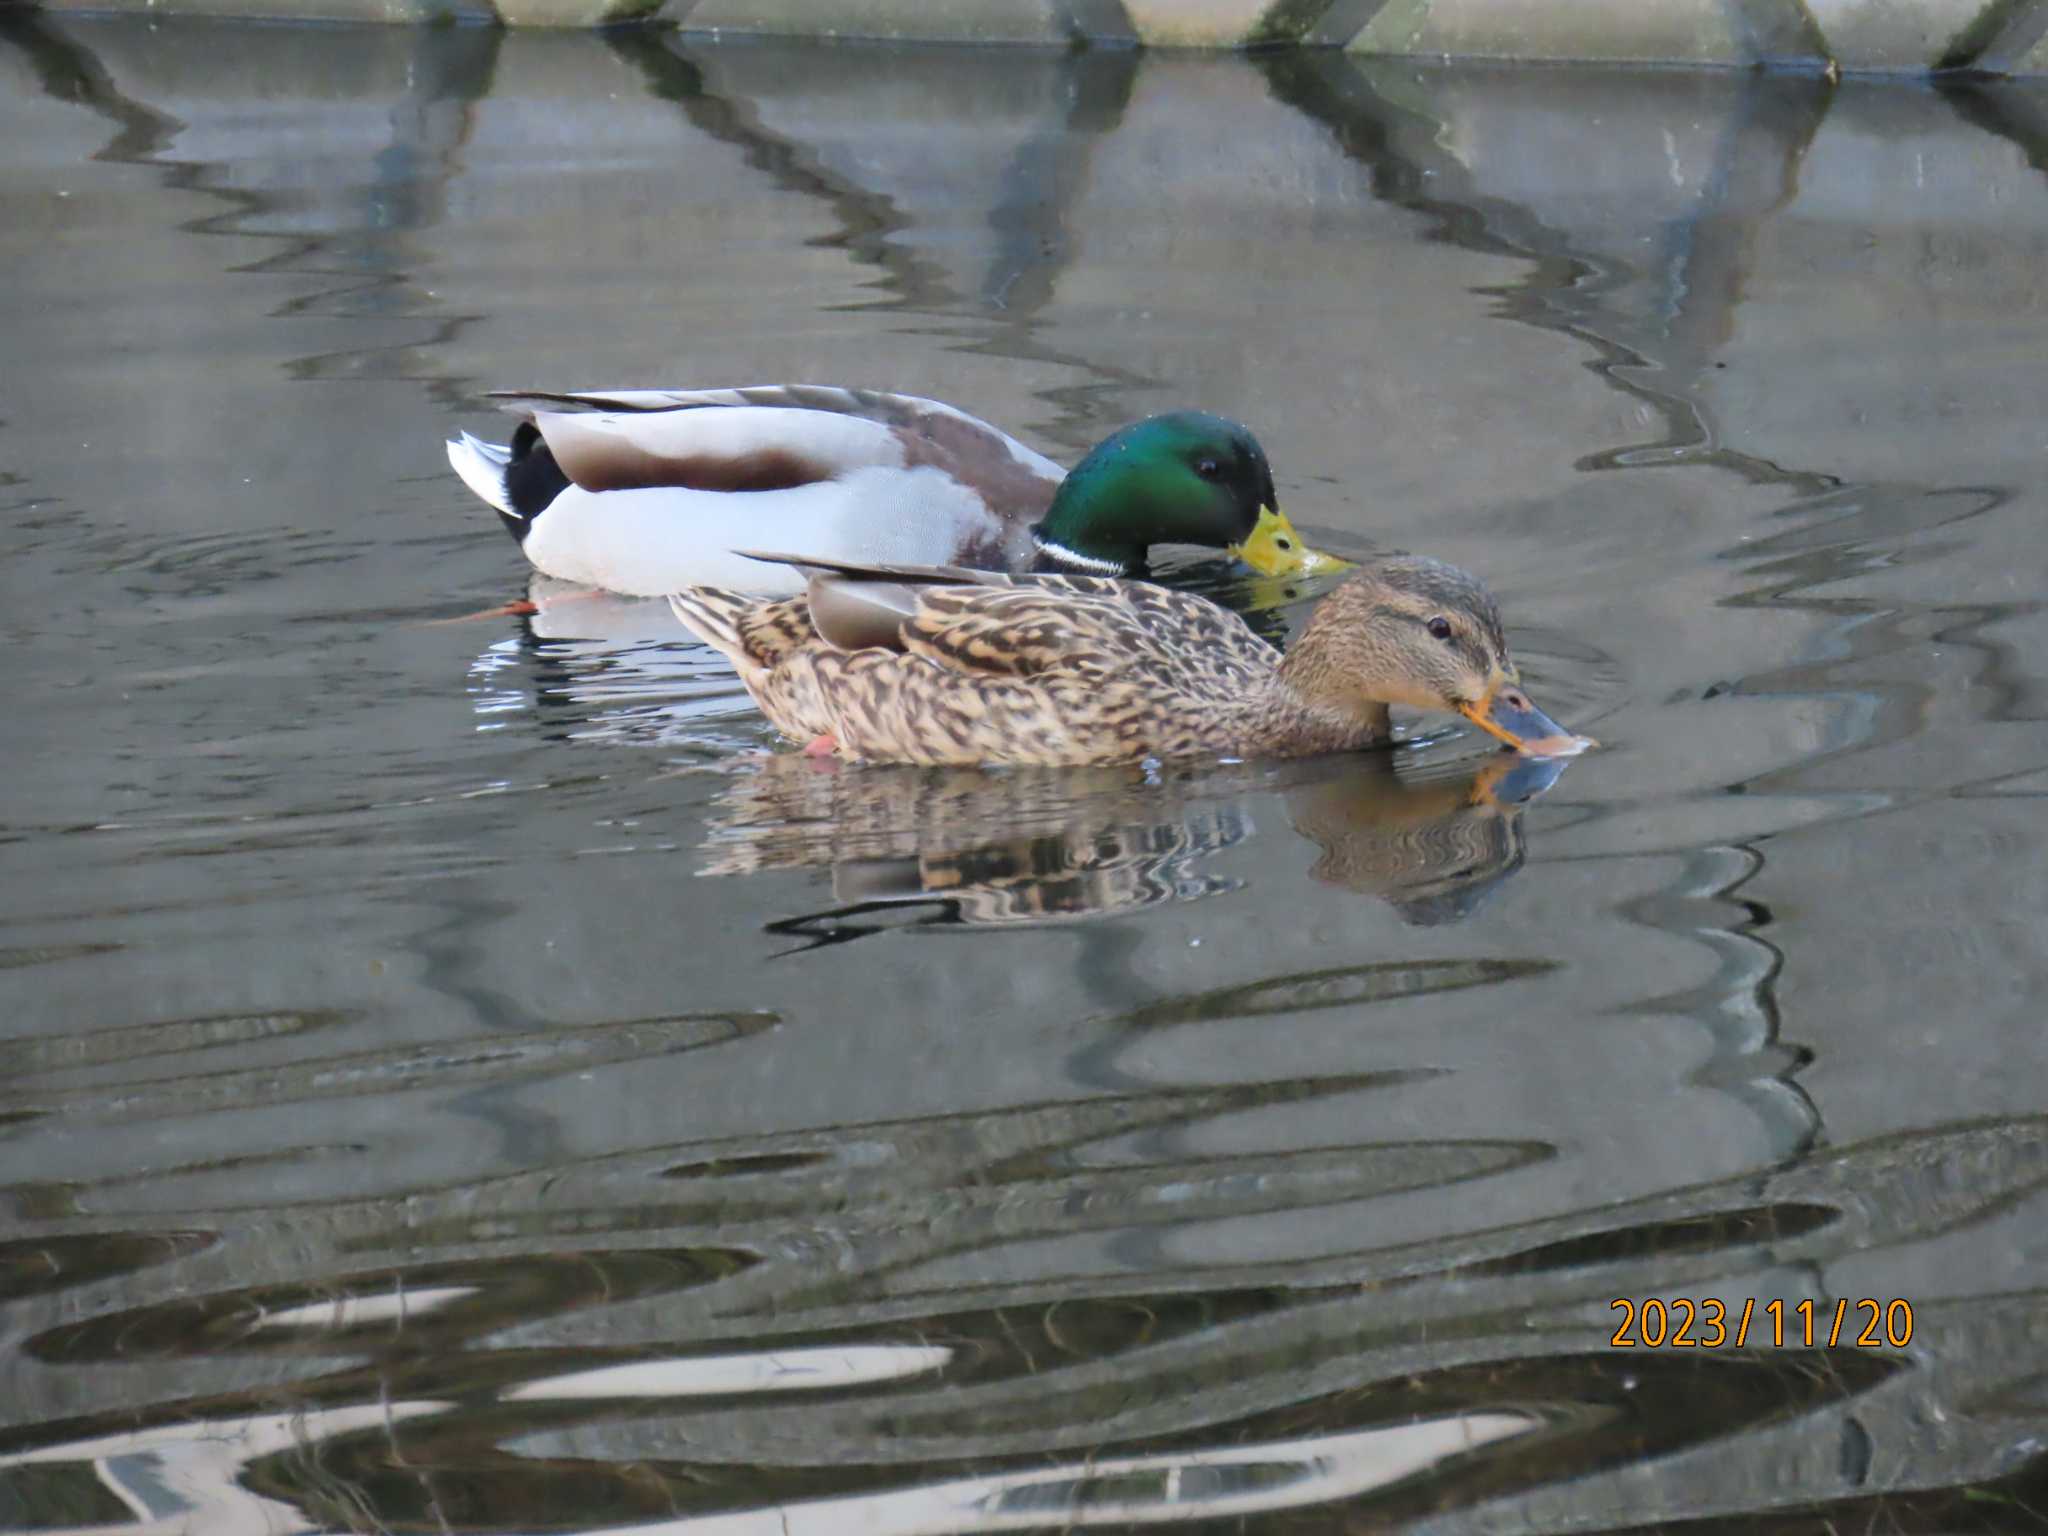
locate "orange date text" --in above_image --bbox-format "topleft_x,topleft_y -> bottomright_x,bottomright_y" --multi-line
1608,1297 -> 1914,1349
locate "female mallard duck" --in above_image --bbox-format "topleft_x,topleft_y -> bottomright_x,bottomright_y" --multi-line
666,553 -> 1586,766
446,386 -> 1341,596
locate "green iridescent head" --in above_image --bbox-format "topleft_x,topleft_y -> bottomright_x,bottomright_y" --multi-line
1031,411 -> 1343,577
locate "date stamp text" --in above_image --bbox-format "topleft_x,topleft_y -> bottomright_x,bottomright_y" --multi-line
1609,1297 -> 1914,1349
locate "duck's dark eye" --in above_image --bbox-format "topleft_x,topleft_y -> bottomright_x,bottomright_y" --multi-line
1427,616 -> 1454,642
1195,458 -> 1222,480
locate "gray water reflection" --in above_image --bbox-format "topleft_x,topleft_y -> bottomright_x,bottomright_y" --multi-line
4,16 -> 2048,1535
700,752 -> 1566,941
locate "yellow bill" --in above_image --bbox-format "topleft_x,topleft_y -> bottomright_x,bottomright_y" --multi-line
1231,506 -> 1351,578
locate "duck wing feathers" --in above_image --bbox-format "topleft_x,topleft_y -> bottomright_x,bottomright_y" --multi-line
670,558 -> 1283,765
492,386 -> 1064,505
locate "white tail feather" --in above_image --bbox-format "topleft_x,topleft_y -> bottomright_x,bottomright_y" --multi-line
446,432 -> 514,515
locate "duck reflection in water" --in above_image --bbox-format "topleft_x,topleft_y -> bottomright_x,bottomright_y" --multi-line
700,750 -> 1570,947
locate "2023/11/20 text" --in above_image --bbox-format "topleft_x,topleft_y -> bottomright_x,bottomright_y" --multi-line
1610,1297 -> 1914,1349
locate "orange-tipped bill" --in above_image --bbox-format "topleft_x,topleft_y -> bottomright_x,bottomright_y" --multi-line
1460,686 -> 1595,759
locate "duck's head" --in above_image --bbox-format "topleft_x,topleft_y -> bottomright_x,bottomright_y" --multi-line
1032,412 -> 1346,578
1282,556 -> 1585,755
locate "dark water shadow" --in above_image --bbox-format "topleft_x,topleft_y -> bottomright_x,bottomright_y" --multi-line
6,1112 -> 2043,1531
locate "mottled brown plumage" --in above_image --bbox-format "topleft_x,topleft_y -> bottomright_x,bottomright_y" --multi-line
668,554 -> 1579,767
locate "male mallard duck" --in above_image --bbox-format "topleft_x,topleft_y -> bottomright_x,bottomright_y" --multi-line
446,386 -> 1342,596
666,553 -> 1586,766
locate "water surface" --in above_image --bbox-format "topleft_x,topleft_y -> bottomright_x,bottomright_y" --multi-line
3,20 -> 2048,1533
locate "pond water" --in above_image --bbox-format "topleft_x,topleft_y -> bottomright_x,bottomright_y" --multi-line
4,17 -> 2048,1533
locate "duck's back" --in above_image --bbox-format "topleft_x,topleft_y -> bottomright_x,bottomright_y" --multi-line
798,575 -> 1285,765
469,388 -> 1067,595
